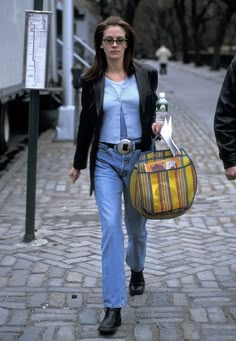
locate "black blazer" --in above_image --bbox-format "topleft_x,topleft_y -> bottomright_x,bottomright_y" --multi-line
73,60 -> 158,194
214,55 -> 236,169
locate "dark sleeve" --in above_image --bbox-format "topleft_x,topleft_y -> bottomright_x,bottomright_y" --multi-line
147,66 -> 158,91
150,69 -> 158,123
73,77 -> 97,170
214,56 -> 236,168
142,63 -> 159,142
144,64 -> 158,120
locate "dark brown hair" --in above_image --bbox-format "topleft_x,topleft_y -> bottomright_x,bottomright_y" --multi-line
84,16 -> 135,80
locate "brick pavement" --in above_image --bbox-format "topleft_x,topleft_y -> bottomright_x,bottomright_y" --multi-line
0,63 -> 236,340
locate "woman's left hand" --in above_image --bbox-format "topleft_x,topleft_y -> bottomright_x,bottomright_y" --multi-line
152,122 -> 162,135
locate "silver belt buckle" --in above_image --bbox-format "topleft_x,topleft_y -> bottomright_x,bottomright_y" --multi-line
117,139 -> 133,154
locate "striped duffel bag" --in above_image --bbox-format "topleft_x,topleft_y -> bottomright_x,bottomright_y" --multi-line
130,148 -> 197,219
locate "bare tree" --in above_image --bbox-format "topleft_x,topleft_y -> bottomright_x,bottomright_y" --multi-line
174,0 -> 190,63
99,0 -> 112,19
157,5 -> 179,60
133,0 -> 159,58
191,0 -> 215,66
123,0 -> 141,24
212,0 -> 236,69
80,0 -> 236,69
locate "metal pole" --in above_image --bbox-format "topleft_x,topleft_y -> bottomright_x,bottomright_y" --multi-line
34,0 -> 43,11
23,91 -> 40,242
49,0 -> 58,84
23,0 -> 43,242
55,0 -> 75,140
63,0 -> 73,106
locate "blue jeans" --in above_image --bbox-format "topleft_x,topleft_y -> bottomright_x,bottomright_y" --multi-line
94,143 -> 147,308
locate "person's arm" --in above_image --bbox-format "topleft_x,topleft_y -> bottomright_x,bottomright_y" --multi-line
214,56 -> 236,179
73,77 -> 97,170
147,67 -> 162,135
155,49 -> 160,59
69,77 -> 97,183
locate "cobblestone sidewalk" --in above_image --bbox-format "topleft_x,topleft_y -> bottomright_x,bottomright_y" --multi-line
0,68 -> 236,340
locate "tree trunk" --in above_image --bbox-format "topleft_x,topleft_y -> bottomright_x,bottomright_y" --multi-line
123,0 -> 141,25
174,0 -> 190,63
212,7 -> 232,70
191,0 -> 201,66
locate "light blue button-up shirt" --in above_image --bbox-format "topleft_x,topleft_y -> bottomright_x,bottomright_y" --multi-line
99,74 -> 142,143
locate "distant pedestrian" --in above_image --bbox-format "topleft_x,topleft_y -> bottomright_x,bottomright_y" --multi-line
155,44 -> 172,75
69,16 -> 161,335
214,54 -> 236,180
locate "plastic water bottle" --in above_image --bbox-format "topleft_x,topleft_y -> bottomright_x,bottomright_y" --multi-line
155,92 -> 168,124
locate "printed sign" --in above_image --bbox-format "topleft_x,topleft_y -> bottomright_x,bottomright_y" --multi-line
23,11 -> 52,89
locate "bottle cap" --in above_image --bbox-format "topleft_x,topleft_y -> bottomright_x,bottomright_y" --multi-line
159,92 -> 165,98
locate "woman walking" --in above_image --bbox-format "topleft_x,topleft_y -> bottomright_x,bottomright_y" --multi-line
69,16 -> 160,334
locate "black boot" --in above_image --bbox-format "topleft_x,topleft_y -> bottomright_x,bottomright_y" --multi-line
129,269 -> 145,296
98,307 -> 121,334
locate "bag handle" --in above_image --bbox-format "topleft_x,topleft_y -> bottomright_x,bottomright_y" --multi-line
151,133 -> 161,151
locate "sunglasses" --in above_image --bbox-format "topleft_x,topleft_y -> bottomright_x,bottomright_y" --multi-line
102,37 -> 127,45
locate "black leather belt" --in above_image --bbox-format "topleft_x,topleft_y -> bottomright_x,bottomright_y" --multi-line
100,139 -> 142,155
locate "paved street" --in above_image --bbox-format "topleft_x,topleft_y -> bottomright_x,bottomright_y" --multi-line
0,60 -> 236,341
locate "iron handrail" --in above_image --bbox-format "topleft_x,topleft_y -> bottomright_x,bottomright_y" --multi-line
73,35 -> 95,56
57,38 -> 92,68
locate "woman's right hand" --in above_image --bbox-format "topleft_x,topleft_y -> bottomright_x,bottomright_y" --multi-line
225,166 -> 236,181
69,167 -> 80,184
